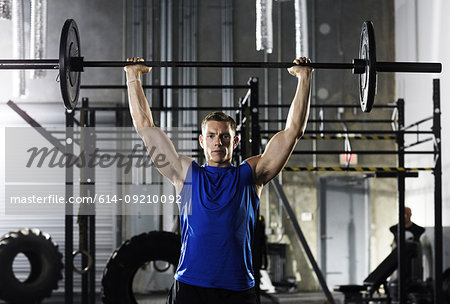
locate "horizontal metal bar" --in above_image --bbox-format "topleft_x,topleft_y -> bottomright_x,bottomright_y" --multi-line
0,59 -> 351,70
76,153 -> 201,158
283,167 -> 433,172
260,130 -> 434,134
69,104 -> 396,112
73,106 -> 241,111
0,59 -> 59,69
260,119 -> 395,123
0,59 -> 441,73
256,104 -> 398,109
80,84 -> 250,89
57,129 -> 198,134
94,137 -> 198,141
375,171 -> 419,178
377,61 -> 442,73
263,135 -> 397,140
83,60 -> 355,69
292,150 -> 435,154
98,149 -> 201,153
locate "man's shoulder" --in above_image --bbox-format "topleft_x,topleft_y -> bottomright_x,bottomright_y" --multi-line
411,222 -> 426,234
243,155 -> 260,171
389,224 -> 398,233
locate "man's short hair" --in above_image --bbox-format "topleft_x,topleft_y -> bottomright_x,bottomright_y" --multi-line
201,112 -> 237,134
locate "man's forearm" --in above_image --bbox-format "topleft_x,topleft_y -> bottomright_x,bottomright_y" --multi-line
126,71 -> 155,128
284,74 -> 312,139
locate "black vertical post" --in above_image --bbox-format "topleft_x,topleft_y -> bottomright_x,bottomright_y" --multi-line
65,109 -> 74,304
159,88 -> 164,112
235,104 -> 242,164
397,98 -> 406,304
80,98 -> 96,304
80,98 -> 89,304
115,105 -> 123,248
240,93 -> 250,160
248,77 -> 260,156
248,77 -> 261,301
159,87 -> 164,230
432,79 -> 442,304
88,109 -> 96,304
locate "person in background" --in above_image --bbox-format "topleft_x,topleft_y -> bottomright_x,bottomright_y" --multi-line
389,206 -> 425,244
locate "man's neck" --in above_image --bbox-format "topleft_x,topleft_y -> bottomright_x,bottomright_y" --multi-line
206,161 -> 232,167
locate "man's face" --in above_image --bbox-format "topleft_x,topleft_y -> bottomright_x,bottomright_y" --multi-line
405,207 -> 412,225
199,120 -> 239,167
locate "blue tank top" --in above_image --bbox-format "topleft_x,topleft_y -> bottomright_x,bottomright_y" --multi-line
174,161 -> 260,291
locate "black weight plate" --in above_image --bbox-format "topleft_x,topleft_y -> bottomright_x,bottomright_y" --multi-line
359,21 -> 376,113
59,19 -> 81,110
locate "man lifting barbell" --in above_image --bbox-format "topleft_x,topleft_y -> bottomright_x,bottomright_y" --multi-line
0,20 -> 441,112
124,56 -> 312,304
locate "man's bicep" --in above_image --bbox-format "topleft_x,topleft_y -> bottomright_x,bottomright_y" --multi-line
138,127 -> 193,184
253,131 -> 297,185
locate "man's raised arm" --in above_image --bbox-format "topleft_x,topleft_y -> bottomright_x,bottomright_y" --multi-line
247,57 -> 312,188
125,57 -> 193,190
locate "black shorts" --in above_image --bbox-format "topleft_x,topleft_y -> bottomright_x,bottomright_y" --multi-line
166,280 -> 260,304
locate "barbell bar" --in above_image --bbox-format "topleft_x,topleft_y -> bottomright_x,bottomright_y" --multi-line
0,19 -> 442,112
0,59 -> 440,72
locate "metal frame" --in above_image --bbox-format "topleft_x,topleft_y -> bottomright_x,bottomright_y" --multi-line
64,99 -> 97,304
62,80 -> 255,303
6,77 -> 442,303
257,81 -> 442,303
391,80 -> 442,303
432,79 -> 442,304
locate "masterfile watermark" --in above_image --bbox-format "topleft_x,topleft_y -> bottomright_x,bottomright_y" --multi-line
4,185 -> 189,216
25,144 -> 169,174
5,126 -> 196,183
4,126 -> 196,215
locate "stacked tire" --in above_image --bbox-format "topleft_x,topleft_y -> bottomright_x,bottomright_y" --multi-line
102,231 -> 181,304
0,228 -> 63,304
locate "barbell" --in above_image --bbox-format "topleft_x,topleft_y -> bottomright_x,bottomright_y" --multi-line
0,19 -> 442,112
